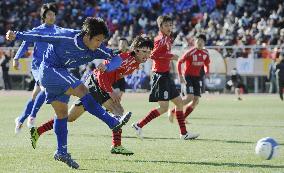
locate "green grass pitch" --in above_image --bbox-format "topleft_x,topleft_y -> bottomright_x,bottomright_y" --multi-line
0,91 -> 283,173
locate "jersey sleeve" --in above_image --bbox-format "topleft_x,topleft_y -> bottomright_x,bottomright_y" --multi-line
15,28 -> 68,44
13,41 -> 32,60
95,44 -> 122,72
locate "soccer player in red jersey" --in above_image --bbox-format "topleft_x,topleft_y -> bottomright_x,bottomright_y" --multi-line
30,36 -> 154,155
168,34 -> 210,123
131,15 -> 199,140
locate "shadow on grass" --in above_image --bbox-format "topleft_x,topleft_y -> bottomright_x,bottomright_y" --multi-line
125,159 -> 284,169
194,122 -> 284,128
89,135 -> 284,145
78,158 -> 284,169
91,170 -> 141,173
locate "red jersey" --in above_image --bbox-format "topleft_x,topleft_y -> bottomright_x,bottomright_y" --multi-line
150,31 -> 174,72
94,52 -> 140,92
177,47 -> 210,77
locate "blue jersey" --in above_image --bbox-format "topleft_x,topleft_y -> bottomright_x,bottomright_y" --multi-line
15,28 -> 121,71
14,24 -> 61,70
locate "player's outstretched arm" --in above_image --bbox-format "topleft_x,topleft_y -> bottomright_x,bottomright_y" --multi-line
95,44 -> 122,72
6,28 -> 64,43
13,41 -> 32,70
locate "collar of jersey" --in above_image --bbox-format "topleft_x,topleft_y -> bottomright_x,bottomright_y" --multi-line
75,34 -> 89,50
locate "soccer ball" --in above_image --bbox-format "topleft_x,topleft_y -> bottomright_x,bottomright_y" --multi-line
255,137 -> 279,160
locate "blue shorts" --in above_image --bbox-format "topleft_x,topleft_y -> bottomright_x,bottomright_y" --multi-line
40,65 -> 82,104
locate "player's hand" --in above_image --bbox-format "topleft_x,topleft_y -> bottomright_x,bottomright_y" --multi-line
6,30 -> 16,41
97,63 -> 107,72
109,91 -> 121,103
171,54 -> 179,61
13,59 -> 19,70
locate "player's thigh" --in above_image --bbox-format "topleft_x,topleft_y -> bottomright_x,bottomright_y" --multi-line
171,95 -> 183,109
157,100 -> 169,113
68,104 -> 85,122
51,100 -> 68,118
103,99 -> 124,116
31,84 -> 41,100
183,94 -> 194,105
65,83 -> 89,98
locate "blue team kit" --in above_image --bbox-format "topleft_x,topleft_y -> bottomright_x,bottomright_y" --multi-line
15,28 -> 122,103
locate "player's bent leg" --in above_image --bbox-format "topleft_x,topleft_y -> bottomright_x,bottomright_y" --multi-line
27,89 -> 46,128
66,84 -> 131,130
31,84 -> 42,100
68,104 -> 85,122
103,100 -> 133,155
30,103 -> 85,149
30,118 -> 55,149
168,95 -> 193,123
15,84 -> 41,134
171,96 -> 199,139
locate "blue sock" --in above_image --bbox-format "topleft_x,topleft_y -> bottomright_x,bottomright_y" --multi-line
19,99 -> 34,123
30,91 -> 46,118
80,94 -> 118,128
54,117 -> 68,154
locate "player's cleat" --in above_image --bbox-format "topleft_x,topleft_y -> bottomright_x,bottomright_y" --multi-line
27,116 -> 36,128
238,97 -> 242,101
30,127 -> 39,149
54,152 -> 79,169
131,123 -> 143,139
110,146 -> 134,156
167,109 -> 175,123
14,117 -> 23,134
112,112 -> 132,132
180,132 -> 199,140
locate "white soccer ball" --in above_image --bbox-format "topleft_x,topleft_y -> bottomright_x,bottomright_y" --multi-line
255,137 -> 279,160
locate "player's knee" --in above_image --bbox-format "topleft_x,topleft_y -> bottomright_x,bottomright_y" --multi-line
68,116 -> 76,122
74,84 -> 89,97
158,105 -> 168,114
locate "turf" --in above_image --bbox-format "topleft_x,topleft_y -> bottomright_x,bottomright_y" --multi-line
0,91 -> 283,173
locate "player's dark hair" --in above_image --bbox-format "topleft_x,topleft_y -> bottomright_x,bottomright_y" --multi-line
196,34 -> 207,42
130,35 -> 154,50
119,37 -> 129,44
157,15 -> 172,28
40,3 -> 57,22
81,17 -> 109,40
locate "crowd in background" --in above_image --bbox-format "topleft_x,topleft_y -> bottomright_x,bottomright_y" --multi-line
0,0 -> 284,52
1,0 -> 284,91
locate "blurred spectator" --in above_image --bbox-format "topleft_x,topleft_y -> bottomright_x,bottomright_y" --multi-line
276,56 -> 284,100
0,51 -> 11,90
0,0 -> 284,56
268,58 -> 278,93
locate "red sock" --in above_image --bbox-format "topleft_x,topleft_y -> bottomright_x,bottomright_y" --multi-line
176,111 -> 187,135
184,106 -> 194,118
37,119 -> 54,136
112,129 -> 122,147
137,109 -> 160,128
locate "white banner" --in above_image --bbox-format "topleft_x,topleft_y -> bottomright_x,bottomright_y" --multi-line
236,57 -> 254,74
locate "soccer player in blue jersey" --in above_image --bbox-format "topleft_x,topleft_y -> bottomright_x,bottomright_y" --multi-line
14,3 -> 59,134
6,17 -> 132,169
